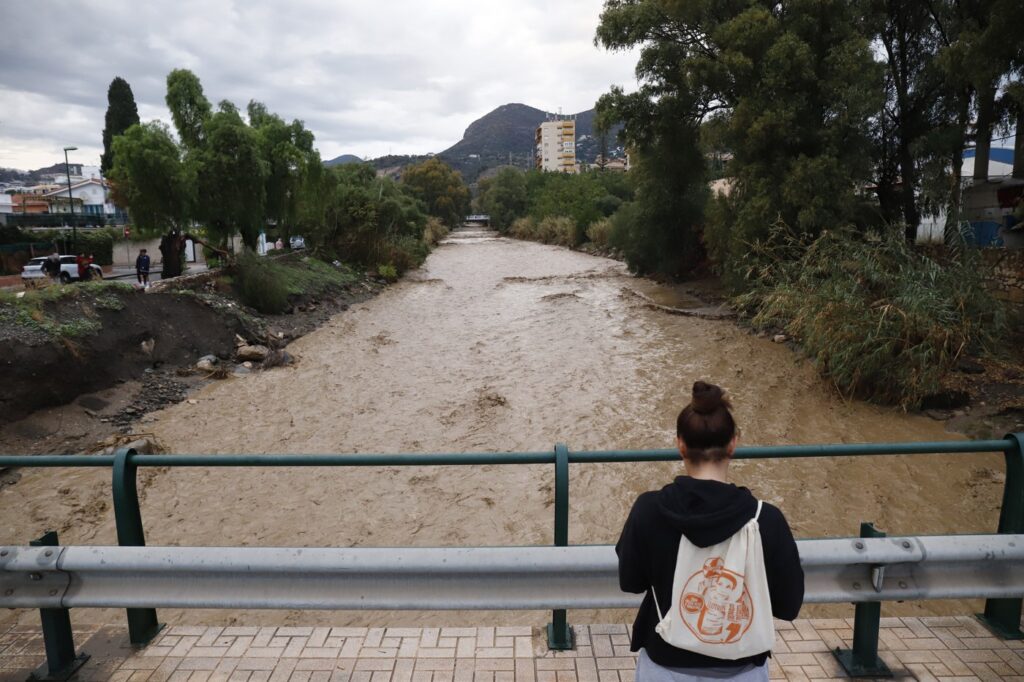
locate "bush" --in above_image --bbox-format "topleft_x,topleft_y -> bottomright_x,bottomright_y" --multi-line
233,249 -> 289,314
509,216 -> 537,240
79,230 -> 115,265
537,216 -> 575,247
585,218 -> 613,248
735,225 -> 1005,407
509,215 -> 575,247
377,264 -> 399,281
423,217 -> 449,246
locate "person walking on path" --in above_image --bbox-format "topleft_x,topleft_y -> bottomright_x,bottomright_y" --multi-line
136,249 -> 151,287
617,381 -> 804,681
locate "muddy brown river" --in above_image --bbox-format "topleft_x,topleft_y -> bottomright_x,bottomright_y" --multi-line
0,228 -> 1006,629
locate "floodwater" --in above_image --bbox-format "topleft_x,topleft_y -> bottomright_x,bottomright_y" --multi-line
0,228 -> 1005,628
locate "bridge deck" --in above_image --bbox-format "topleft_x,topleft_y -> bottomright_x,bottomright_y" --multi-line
3,617 -> 1024,682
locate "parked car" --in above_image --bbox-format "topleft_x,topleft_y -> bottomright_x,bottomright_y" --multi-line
289,235 -> 306,250
21,255 -> 103,285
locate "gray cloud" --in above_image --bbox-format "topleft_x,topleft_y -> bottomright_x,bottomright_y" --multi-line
0,0 -> 638,169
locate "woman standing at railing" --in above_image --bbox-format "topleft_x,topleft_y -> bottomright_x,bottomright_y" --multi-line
617,381 -> 804,681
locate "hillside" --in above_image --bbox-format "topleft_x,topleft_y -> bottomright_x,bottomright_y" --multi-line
324,154 -> 363,166
433,103 -> 622,183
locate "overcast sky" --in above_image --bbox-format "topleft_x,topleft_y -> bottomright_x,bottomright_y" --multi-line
0,0 -> 640,172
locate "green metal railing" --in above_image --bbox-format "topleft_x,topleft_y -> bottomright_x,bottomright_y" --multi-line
1,434 -> 1022,655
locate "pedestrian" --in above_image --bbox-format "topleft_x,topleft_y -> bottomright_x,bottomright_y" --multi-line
44,252 -> 61,284
136,248 -> 151,287
617,381 -> 804,681
76,253 -> 93,282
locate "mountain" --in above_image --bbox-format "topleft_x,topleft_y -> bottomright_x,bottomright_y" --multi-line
324,154 -> 363,166
431,103 -> 621,183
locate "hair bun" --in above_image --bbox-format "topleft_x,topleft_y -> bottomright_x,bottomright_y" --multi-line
691,381 -> 725,415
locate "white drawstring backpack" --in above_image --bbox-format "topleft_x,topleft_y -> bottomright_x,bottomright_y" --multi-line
652,500 -> 775,660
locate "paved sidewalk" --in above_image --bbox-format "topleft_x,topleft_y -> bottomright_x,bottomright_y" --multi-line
2,617 -> 1023,681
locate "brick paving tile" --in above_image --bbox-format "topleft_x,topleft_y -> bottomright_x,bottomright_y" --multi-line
10,619 -> 1024,682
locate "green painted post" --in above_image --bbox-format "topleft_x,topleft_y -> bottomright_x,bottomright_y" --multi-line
978,432 -> 1024,639
29,531 -> 89,681
112,447 -> 163,645
834,523 -> 892,678
547,443 -> 574,650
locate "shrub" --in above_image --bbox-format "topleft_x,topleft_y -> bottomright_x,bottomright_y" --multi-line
379,235 -> 429,273
537,216 -> 575,247
586,218 -> 613,248
509,215 -> 575,247
509,216 -> 538,240
735,225 -> 1005,407
423,217 -> 449,246
377,264 -> 399,281
233,249 -> 289,314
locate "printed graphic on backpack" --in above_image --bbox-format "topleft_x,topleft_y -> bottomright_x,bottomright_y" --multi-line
680,557 -> 753,644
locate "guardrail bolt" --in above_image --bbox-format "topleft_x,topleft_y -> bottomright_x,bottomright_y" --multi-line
835,522 -> 892,678
29,572 -> 42,581
44,549 -> 53,557
0,550 -> 8,557
902,541 -> 911,548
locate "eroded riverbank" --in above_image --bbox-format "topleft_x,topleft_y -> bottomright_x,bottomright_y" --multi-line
0,229 -> 1004,628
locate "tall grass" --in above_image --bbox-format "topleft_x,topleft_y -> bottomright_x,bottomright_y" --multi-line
735,225 -> 1004,407
234,250 -> 290,314
423,217 -> 449,246
509,215 -> 575,247
586,217 -> 613,249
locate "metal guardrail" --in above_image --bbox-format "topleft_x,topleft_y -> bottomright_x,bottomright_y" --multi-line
2,536 -> 1023,611
1,434 -> 1022,674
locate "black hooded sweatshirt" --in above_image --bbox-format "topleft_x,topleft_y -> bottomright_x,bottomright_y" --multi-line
616,476 -> 804,669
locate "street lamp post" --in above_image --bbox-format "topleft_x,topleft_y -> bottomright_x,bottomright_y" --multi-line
63,146 -> 78,253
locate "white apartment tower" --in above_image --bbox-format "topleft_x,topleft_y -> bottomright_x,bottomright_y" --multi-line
535,115 -> 577,173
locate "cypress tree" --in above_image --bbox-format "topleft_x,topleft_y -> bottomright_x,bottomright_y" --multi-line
100,77 -> 140,176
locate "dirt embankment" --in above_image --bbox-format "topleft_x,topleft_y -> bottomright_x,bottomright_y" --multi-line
0,290 -> 245,424
0,266 -> 386,438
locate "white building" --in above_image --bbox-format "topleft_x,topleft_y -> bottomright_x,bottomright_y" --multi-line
535,116 -> 577,173
0,193 -> 12,214
42,178 -> 109,216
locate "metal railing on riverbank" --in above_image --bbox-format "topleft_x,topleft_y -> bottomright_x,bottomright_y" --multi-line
1,435 -> 1022,676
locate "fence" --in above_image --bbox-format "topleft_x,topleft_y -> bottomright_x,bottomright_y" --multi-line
1,435 -> 1022,678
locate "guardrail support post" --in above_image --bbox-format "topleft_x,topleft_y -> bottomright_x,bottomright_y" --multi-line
547,443 -> 574,650
834,523 -> 892,678
112,447 -> 163,645
979,432 -> 1024,639
29,530 -> 89,681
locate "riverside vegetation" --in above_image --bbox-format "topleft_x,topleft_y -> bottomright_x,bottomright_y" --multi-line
476,0 -> 1023,408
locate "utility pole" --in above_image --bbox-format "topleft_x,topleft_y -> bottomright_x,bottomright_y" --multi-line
63,146 -> 78,252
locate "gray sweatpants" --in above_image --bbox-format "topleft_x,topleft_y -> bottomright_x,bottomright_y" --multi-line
635,648 -> 769,682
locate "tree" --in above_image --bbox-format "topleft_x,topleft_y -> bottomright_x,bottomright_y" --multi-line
194,105 -> 268,249
107,122 -> 194,277
100,77 -> 140,176
479,168 -> 528,232
400,158 -> 470,228
247,100 -> 316,245
595,0 -> 881,281
165,69 -> 212,150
